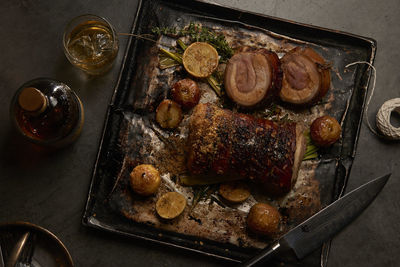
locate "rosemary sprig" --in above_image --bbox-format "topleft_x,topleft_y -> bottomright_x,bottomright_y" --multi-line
190,186 -> 209,213
190,185 -> 218,213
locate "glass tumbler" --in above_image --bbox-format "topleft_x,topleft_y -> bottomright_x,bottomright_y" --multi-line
63,14 -> 119,75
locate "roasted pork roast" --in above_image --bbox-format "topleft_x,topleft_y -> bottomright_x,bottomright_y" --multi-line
224,49 -> 282,108
279,47 -> 331,106
187,103 -> 306,195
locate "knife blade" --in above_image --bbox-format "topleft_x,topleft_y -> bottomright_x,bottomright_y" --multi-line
241,173 -> 391,267
0,243 -> 4,267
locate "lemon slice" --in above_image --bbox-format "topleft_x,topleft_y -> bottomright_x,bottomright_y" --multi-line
156,192 -> 187,219
219,181 -> 251,203
182,42 -> 219,78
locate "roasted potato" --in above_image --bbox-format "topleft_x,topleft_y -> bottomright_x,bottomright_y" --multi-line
219,181 -> 251,203
156,192 -> 186,219
130,164 -> 161,196
247,203 -> 281,237
156,99 -> 183,129
310,115 -> 341,147
171,79 -> 200,109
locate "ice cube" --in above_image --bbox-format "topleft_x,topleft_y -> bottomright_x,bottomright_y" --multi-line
93,32 -> 113,57
68,35 -> 96,60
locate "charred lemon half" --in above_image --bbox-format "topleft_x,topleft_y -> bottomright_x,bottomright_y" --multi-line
156,192 -> 187,219
182,42 -> 219,78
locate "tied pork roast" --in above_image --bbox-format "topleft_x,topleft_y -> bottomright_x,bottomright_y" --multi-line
187,103 -> 306,195
224,48 -> 282,108
279,47 -> 331,106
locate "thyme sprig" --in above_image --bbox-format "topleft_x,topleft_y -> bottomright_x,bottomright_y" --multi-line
190,185 -> 219,213
157,35 -> 224,96
152,22 -> 234,62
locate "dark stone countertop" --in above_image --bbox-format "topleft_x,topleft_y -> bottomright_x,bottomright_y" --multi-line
0,0 -> 399,266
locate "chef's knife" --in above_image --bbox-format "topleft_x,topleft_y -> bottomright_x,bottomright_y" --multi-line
241,173 -> 391,267
0,243 -> 4,267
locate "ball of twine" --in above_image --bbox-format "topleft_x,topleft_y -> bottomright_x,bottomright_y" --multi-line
346,61 -> 400,140
376,98 -> 400,140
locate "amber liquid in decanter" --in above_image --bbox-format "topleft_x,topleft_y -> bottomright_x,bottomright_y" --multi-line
10,78 -> 84,147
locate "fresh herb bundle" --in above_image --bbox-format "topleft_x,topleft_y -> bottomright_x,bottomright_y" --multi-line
152,22 -> 234,62
155,26 -> 226,96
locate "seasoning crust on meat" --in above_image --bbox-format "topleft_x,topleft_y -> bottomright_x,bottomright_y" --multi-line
187,103 -> 306,195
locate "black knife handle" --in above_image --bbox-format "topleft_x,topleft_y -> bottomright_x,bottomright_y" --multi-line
240,241 -> 282,267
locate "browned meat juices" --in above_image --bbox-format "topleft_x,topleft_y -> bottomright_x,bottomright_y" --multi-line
187,103 -> 305,195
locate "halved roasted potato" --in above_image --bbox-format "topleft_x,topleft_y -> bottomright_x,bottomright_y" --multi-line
156,99 -> 183,129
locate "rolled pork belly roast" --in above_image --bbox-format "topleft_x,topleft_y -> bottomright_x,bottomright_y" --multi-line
224,48 -> 282,108
279,47 -> 331,106
187,103 -> 306,196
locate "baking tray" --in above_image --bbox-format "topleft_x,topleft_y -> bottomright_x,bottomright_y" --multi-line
82,0 -> 376,265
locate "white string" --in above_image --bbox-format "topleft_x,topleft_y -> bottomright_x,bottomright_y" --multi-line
345,61 -> 379,136
118,32 -> 158,43
345,61 -> 400,140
